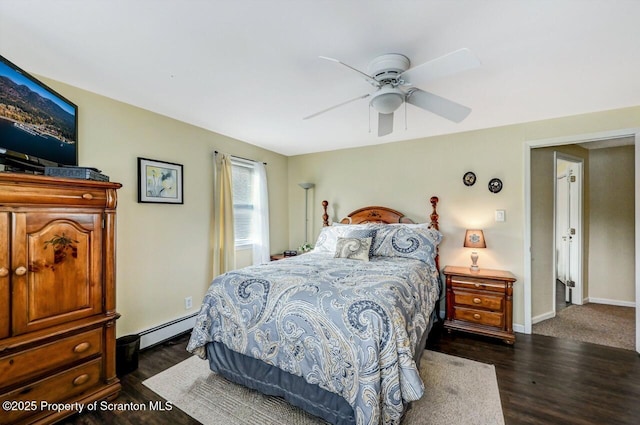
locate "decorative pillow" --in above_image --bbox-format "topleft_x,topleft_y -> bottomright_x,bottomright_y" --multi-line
346,228 -> 378,257
372,224 -> 442,264
314,224 -> 376,253
334,237 -> 372,261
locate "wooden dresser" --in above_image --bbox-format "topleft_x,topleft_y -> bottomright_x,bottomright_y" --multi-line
443,265 -> 517,344
0,173 -> 122,424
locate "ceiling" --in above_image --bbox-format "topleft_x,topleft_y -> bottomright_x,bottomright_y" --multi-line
1,1 -> 639,156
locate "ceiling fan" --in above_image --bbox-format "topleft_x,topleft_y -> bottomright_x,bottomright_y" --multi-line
303,48 -> 481,136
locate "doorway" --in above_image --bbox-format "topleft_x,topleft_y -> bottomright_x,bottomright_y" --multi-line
524,128 -> 639,354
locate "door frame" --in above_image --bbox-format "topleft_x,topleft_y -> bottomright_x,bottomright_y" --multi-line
524,128 -> 639,354
553,153 -> 584,308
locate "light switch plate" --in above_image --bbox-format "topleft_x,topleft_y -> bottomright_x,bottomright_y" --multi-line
495,210 -> 506,222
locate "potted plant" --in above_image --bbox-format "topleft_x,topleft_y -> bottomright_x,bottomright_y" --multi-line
298,243 -> 313,253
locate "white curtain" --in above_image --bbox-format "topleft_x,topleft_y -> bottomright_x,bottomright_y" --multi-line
212,153 -> 235,277
251,162 -> 270,264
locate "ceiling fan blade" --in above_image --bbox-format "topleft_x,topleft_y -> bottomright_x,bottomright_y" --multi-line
399,48 -> 480,87
378,112 -> 394,136
406,89 -> 471,123
319,56 -> 379,86
303,93 -> 370,120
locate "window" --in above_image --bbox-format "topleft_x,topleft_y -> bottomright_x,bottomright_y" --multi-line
231,159 -> 255,247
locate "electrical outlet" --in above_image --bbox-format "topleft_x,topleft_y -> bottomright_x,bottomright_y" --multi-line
184,296 -> 193,310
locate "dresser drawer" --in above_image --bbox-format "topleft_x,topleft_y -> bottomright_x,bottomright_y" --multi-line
451,276 -> 506,293
0,174 -> 121,208
0,328 -> 102,389
0,358 -> 102,425
454,306 -> 504,328
453,290 -> 504,311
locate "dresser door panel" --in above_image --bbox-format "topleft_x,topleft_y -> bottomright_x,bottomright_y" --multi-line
0,213 -> 9,339
12,212 -> 103,335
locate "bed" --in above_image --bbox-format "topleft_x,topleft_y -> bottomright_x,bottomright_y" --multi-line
187,197 -> 442,425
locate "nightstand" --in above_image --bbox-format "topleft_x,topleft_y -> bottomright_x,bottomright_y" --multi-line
270,252 -> 298,261
443,265 -> 517,344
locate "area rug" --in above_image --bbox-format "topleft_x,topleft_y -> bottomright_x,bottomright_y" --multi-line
143,350 -> 504,425
533,303 -> 635,350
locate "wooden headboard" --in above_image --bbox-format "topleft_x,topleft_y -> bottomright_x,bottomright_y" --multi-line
321,197 -> 440,230
321,197 -> 441,270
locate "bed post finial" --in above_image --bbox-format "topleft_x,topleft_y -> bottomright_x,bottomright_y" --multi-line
429,196 -> 439,231
322,200 -> 329,227
429,196 -> 441,272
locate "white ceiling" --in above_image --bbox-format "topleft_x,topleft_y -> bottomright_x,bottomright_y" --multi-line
1,0 -> 639,156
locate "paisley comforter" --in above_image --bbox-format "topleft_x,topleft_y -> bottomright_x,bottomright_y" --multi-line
187,226 -> 441,425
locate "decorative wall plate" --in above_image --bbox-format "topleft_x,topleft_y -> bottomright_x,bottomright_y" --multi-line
488,178 -> 503,193
463,171 -> 476,186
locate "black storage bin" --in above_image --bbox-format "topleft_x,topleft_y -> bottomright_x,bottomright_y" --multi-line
116,334 -> 140,376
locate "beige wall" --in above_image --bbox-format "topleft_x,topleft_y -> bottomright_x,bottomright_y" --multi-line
289,106 -> 640,328
589,145 -> 635,303
33,75 -> 640,334
41,78 -> 290,337
290,125 -> 526,322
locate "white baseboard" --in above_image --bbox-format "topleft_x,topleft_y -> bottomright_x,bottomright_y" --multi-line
586,297 -> 636,308
531,311 -> 556,325
138,313 -> 197,350
513,323 -> 526,334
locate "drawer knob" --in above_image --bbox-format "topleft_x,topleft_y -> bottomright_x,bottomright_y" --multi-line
72,374 -> 90,386
0,267 -> 8,277
14,266 -> 27,276
473,313 -> 481,320
474,283 -> 482,288
473,297 -> 482,304
73,342 -> 91,353
82,193 -> 93,200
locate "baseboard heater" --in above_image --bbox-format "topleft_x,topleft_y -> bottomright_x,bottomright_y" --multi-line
138,313 -> 198,350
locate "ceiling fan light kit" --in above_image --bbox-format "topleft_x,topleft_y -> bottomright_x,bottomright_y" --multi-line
370,85 -> 405,114
306,48 -> 480,137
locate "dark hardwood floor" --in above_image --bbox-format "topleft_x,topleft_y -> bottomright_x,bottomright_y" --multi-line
62,327 -> 640,425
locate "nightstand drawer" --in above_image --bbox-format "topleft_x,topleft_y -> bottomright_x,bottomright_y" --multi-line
454,291 -> 504,311
451,276 -> 506,293
454,307 -> 504,328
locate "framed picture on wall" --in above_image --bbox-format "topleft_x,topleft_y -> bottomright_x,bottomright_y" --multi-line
137,157 -> 184,204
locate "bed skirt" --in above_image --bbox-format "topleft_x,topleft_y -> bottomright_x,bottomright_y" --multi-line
204,307 -> 438,425
206,341 -> 354,424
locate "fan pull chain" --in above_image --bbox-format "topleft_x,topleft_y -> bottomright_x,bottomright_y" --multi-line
404,100 -> 408,130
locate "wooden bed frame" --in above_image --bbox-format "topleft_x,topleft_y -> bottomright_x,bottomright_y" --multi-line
321,196 -> 441,269
321,197 -> 439,229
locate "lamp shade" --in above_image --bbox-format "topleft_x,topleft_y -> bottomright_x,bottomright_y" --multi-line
464,229 -> 486,249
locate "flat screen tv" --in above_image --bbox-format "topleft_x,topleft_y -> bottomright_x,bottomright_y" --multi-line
0,54 -> 78,171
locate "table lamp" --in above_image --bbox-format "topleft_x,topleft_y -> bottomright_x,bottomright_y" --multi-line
464,229 -> 486,271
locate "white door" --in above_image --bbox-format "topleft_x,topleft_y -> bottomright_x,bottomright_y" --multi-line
555,155 -> 583,306
556,172 -> 569,285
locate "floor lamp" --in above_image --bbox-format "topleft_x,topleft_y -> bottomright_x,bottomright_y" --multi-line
299,183 -> 314,245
